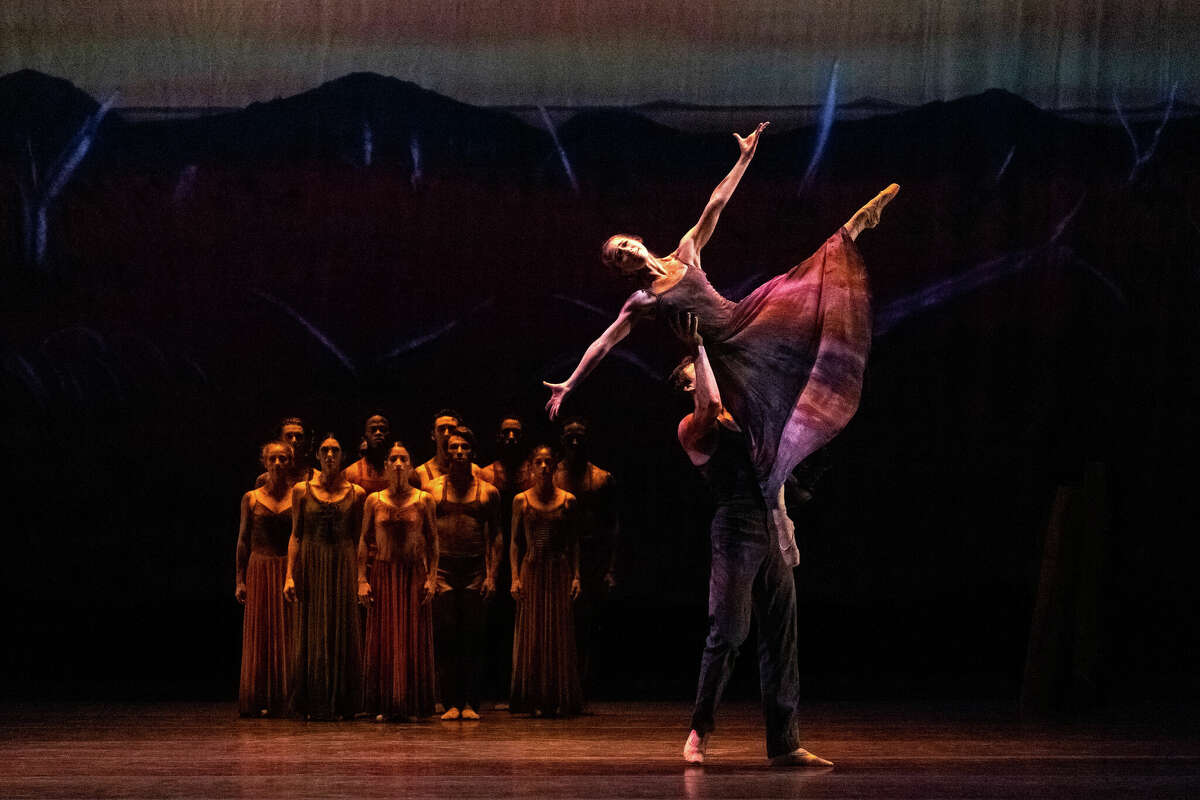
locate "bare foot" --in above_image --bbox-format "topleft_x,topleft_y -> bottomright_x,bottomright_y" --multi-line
460,706 -> 480,720
769,747 -> 834,767
844,183 -> 900,240
683,730 -> 708,764
441,706 -> 461,720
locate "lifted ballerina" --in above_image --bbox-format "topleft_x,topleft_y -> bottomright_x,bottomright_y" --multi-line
543,121 -> 896,569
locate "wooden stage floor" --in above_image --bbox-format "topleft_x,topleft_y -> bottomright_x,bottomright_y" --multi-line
1,701 -> 1197,798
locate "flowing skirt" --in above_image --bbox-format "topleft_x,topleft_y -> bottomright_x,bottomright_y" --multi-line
289,538 -> 362,719
710,228 -> 871,502
238,552 -> 291,716
510,556 -> 583,716
362,558 -> 436,718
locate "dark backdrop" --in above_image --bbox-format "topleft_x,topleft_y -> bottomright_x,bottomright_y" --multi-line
2,71 -> 1198,705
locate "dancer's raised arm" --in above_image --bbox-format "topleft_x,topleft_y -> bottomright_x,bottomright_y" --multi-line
672,313 -> 723,466
675,122 -> 768,266
544,290 -> 655,419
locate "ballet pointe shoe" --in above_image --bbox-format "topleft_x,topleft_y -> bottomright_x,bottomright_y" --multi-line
683,730 -> 709,764
440,706 -> 461,720
769,747 -> 834,768
460,706 -> 481,720
845,183 -> 900,240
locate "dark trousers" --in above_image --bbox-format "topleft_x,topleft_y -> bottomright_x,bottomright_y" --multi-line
574,566 -> 609,695
484,557 -> 514,703
434,556 -> 487,711
690,505 -> 801,758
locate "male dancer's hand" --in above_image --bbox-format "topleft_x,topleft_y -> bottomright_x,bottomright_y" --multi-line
667,311 -> 703,350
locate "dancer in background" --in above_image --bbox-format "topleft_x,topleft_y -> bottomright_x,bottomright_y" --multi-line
255,417 -> 320,487
235,440 -> 295,717
510,445 -> 583,717
430,427 -> 501,720
343,414 -> 392,495
543,121 -> 897,567
358,442 -> 438,721
480,414 -> 532,708
552,417 -> 618,694
415,409 -> 482,489
344,413 -> 393,570
284,435 -> 366,720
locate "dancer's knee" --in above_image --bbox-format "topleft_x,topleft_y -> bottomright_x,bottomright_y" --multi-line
705,612 -> 750,653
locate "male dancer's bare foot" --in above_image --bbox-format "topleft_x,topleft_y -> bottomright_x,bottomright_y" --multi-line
844,183 -> 900,240
683,730 -> 708,764
441,706 -> 461,720
460,706 -> 481,720
769,747 -> 834,767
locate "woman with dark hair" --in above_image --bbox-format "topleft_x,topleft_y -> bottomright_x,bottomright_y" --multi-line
235,440 -> 295,716
283,434 -> 365,720
544,122 -> 897,565
509,445 -> 583,717
358,441 -> 439,721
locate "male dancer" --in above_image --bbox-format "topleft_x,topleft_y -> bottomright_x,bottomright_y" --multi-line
480,415 -> 532,707
415,409 -> 481,489
672,312 -> 832,767
255,416 -> 320,487
342,414 -> 392,494
430,426 -> 502,720
552,417 -> 618,693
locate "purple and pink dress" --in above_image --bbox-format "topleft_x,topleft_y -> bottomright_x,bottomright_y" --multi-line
648,229 -> 871,564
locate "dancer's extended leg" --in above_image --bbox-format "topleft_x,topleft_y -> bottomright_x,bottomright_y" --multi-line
843,184 -> 900,241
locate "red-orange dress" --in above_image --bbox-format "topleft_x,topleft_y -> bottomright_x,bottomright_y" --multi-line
237,499 -> 293,716
510,494 -> 583,716
361,493 -> 437,718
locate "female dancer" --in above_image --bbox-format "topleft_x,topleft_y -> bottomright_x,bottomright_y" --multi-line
544,122 -> 898,564
509,445 -> 583,717
358,442 -> 439,721
234,440 -> 295,716
283,434 -> 366,720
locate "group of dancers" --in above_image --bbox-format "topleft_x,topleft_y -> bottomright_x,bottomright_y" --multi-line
237,122 -> 898,765
235,411 -> 617,723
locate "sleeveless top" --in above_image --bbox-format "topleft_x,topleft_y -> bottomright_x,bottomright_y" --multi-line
297,482 -> 358,546
436,480 -> 490,559
644,263 -> 737,342
343,459 -> 389,494
249,499 -> 292,557
522,496 -> 571,564
372,495 -> 426,563
699,425 -> 767,512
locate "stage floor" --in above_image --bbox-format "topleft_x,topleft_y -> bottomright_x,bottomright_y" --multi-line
1,701 -> 1197,798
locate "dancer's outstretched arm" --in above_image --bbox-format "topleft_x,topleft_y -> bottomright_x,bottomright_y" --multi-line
676,122 -> 768,265
544,290 -> 655,419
